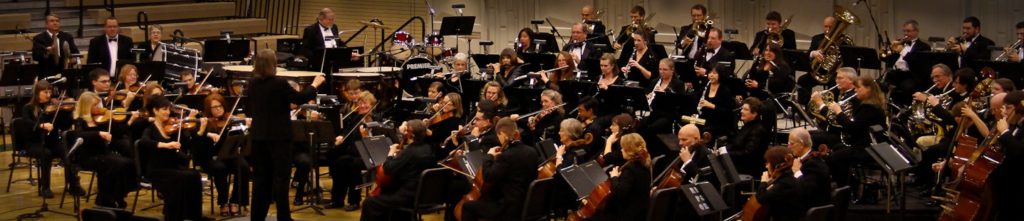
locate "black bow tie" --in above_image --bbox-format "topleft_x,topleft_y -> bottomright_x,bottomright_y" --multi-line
324,28 -> 330,32
108,38 -> 117,42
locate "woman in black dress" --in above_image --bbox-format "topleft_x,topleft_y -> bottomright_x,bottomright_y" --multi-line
193,93 -> 251,216
70,92 -> 137,208
756,146 -> 804,221
826,72 -> 888,187
599,114 -> 637,167
620,32 -> 664,88
599,133 -> 652,220
697,65 -> 737,139
729,97 -> 771,176
19,81 -> 80,197
137,96 -> 205,220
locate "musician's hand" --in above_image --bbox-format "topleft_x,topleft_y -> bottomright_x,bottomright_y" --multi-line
828,103 -> 842,114
912,92 -> 928,102
388,144 -> 400,157
620,66 -> 631,74
792,159 -> 803,174
609,166 -> 622,178
487,146 -> 501,157
751,48 -> 761,56
811,50 -> 825,62
607,132 -> 620,144
308,111 -> 321,120
470,126 -> 481,137
449,130 -> 460,146
932,160 -> 945,173
613,43 -> 622,50
996,118 -> 1009,135
335,135 -> 344,146
694,67 -> 706,77
351,52 -> 361,61
509,114 -> 520,121
200,117 -> 209,127
699,99 -> 715,109
628,60 -> 639,68
311,73 -> 326,88
540,71 -> 550,83
245,118 -> 252,127
160,141 -> 181,150
128,111 -> 140,124
99,132 -> 112,142
359,125 -> 369,137
810,92 -> 824,106
40,123 -> 54,132
208,133 -> 221,143
961,105 -> 979,120
487,63 -> 501,72
1009,50 -> 1021,62
745,79 -> 758,89
926,96 -> 940,107
599,82 -> 610,90
682,37 -> 693,47
760,171 -> 771,183
528,116 -> 538,130
679,148 -> 692,163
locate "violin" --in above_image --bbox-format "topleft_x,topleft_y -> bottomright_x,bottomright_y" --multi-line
427,102 -> 454,126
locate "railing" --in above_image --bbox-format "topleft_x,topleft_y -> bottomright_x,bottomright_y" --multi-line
77,0 -> 83,37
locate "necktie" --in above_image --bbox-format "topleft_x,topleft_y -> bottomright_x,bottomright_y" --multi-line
52,33 -> 60,60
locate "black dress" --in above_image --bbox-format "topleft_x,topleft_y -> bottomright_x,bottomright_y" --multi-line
756,171 -> 804,221
360,142 -> 436,220
728,121 -> 770,176
698,84 -> 737,139
461,141 -> 540,221
621,46 -> 664,89
601,161 -> 652,221
69,119 -> 137,208
138,124 -> 204,221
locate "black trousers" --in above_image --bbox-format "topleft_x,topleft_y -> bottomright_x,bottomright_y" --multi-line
827,145 -> 872,188
79,152 -> 136,208
461,199 -> 503,221
206,157 -> 250,206
292,150 -> 312,199
250,140 -> 294,221
25,140 -> 74,191
360,196 -> 414,221
150,168 -> 203,221
329,152 -> 363,205
444,173 -> 471,221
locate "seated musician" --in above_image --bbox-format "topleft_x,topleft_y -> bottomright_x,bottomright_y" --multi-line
328,91 -> 378,210
539,51 -> 575,90
825,75 -> 888,188
693,27 -> 736,86
800,16 -> 851,105
513,89 -> 566,144
546,119 -> 596,216
751,11 -> 797,55
20,81 -> 80,197
1007,21 -> 1024,63
426,93 -> 463,159
479,81 -> 510,116
808,68 -> 856,146
442,99 -> 500,220
193,93 -> 251,216
643,58 -> 685,136
916,68 -> 976,150
988,91 -> 1024,220
138,96 -> 206,220
139,25 -> 165,62
675,4 -> 709,59
575,96 -> 608,161
755,146 -> 803,221
596,53 -> 624,90
992,78 -> 1016,95
599,114 -> 637,167
883,19 -> 931,105
592,133 -> 652,221
487,48 -> 527,87
787,127 -> 833,209
515,28 -> 537,54
71,92 -> 137,208
460,117 -> 540,221
697,64 -> 736,139
450,53 -> 481,81
619,31 -> 663,88
340,79 -> 364,109
908,64 -> 954,147
744,44 -> 795,101
89,69 -> 113,94
728,97 -> 771,177
675,124 -> 713,184
612,5 -> 654,52
360,119 -> 437,221
948,16 -> 995,68
116,64 -> 143,111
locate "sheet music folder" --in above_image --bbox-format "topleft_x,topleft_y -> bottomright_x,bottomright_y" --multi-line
356,135 -> 394,169
559,160 -> 609,200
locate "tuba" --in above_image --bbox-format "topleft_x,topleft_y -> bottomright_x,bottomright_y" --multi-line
810,6 -> 859,84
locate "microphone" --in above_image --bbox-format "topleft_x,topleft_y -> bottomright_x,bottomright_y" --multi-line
67,138 -> 85,157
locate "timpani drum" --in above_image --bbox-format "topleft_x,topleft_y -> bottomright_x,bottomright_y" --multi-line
223,65 -> 286,81
277,71 -> 322,85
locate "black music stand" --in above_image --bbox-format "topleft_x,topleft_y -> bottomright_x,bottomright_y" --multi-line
908,51 -> 958,89
782,49 -> 811,73
605,85 -> 649,115
1,63 -> 37,86
840,46 -> 882,74
535,139 -> 557,162
557,79 -> 597,108
507,86 -> 545,114
559,160 -> 609,200
318,47 -> 362,95
203,39 -> 251,62
290,119 -> 335,216
678,182 -> 729,219
722,41 -> 752,60
974,60 -> 1024,87
674,60 -> 698,84
440,16 -> 476,55
520,53 -> 556,72
471,54 -> 499,70
355,136 -> 393,169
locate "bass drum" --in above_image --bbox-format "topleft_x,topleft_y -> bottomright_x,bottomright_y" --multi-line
400,55 -> 438,95
389,44 -> 414,62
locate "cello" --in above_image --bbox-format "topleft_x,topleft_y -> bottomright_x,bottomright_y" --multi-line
652,132 -> 712,191
453,137 -> 510,221
935,95 -> 1004,221
370,123 -> 410,197
538,133 -> 593,179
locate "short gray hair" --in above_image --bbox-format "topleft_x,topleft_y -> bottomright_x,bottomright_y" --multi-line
454,53 -> 469,63
560,118 -> 584,139
932,63 -> 953,76
792,127 -> 812,148
837,67 -> 858,80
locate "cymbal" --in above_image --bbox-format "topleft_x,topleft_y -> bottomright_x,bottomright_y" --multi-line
359,21 -> 388,29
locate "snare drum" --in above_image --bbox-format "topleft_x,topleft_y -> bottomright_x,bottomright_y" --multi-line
393,31 -> 412,45
425,35 -> 445,56
389,44 -> 413,61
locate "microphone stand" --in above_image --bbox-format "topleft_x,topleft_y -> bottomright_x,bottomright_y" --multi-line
857,0 -> 885,53
546,18 -> 568,47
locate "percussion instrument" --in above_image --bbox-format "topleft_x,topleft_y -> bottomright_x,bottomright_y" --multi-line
277,71 -> 323,85
223,65 -> 287,82
393,31 -> 412,45
401,55 -> 440,94
389,44 -> 415,61
425,35 -> 445,56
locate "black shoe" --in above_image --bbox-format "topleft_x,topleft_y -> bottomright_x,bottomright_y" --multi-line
39,189 -> 54,198
343,204 -> 360,211
69,185 -> 87,196
325,202 -> 345,209
293,196 -> 304,206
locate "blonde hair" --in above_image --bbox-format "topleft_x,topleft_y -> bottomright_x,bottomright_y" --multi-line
481,81 -> 507,106
359,91 -> 377,106
445,92 -> 464,118
540,89 -> 564,114
75,92 -> 101,122
118,64 -> 138,84
620,133 -> 651,167
252,49 -> 278,80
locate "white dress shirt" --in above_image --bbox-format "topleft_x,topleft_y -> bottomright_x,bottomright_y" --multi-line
894,39 -> 915,71
107,35 -> 119,75
321,25 -> 337,49
48,31 -> 60,57
687,35 -> 701,58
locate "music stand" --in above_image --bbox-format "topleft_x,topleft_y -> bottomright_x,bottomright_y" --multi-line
203,39 -> 251,62
679,182 -> 729,218
290,119 -> 335,216
908,51 -> 958,88
557,79 -> 597,108
318,47 -> 362,95
355,136 -> 393,169
782,49 -> 811,73
535,139 -> 557,161
974,60 -> 1024,87
440,16 -> 476,55
674,60 -> 698,84
559,160 -> 609,200
605,85 -> 649,115
839,46 -> 882,76
520,53 -> 556,71
722,41 -> 752,60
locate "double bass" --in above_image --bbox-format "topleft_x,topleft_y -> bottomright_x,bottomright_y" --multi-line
934,88 -> 1004,221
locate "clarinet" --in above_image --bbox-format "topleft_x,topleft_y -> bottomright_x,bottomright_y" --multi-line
697,81 -> 711,116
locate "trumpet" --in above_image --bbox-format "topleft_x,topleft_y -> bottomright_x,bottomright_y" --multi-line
995,39 -> 1022,62
679,17 -> 714,51
947,33 -> 969,53
881,35 -> 908,59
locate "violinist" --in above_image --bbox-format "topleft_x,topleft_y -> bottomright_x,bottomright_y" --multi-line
619,31 -> 662,88
89,68 -> 113,94
591,133 -> 651,221
755,146 -> 803,221
425,81 -> 445,112
194,93 -> 251,216
460,117 -> 539,221
427,92 -> 463,158
728,97 -> 771,177
744,44 -> 795,101
826,75 -> 888,188
138,96 -> 206,220
328,91 -> 378,210
787,127 -> 833,209
179,70 -> 199,94
360,119 -> 435,221
513,89 -> 566,144
70,92 -> 137,208
116,64 -> 143,111
539,51 -> 575,90
442,99 -> 500,220
340,79 -> 364,111
486,48 -> 526,87
19,81 -> 80,198
599,114 -> 637,167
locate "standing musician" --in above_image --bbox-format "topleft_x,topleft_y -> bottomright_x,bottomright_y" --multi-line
642,58 -> 685,137
32,14 -> 79,77
539,52 -> 575,90
948,16 -> 995,68
360,120 -> 436,221
329,91 -> 378,210
729,98 -> 771,177
826,75 -> 888,188
619,31 -> 664,88
87,17 -> 134,77
750,11 -> 797,55
599,114 -> 637,167
19,81 -> 80,198
787,127 -> 833,209
70,92 -> 137,208
589,133 -> 652,220
246,48 -> 326,221
883,19 -> 932,106
697,65 -> 737,139
744,44 -> 795,101
137,96 -> 205,220
193,93 -> 251,216
693,28 -> 736,81
139,25 -> 165,62
755,146 -> 804,221
563,23 -> 600,73
675,4 -> 710,59
301,8 -> 360,70
460,117 -> 540,221
989,91 -> 1024,221
801,16 -> 851,105
486,48 -> 526,87
580,5 -> 610,47
808,68 -> 857,147
612,6 -> 655,52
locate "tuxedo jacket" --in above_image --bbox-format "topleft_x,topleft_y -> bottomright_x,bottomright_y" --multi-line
32,30 -> 80,76
87,34 -> 135,73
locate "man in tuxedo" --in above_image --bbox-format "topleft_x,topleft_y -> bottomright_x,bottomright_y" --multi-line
675,4 -> 709,60
991,91 -> 1024,221
750,11 -> 796,55
949,16 -> 995,69
788,127 -> 832,209
694,27 -> 735,80
563,23 -> 599,72
302,8 -> 360,72
88,17 -> 134,77
460,117 -> 539,221
884,19 -> 932,106
1007,21 -> 1024,63
676,124 -> 713,185
32,14 -> 79,77
580,5 -> 610,47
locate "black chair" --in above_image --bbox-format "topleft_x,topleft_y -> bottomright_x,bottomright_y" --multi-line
57,130 -> 93,214
521,177 -> 554,221
6,117 -> 38,193
831,186 -> 851,221
650,155 -> 667,179
131,140 -> 161,213
803,204 -> 835,221
394,167 -> 450,220
647,187 -> 680,221
80,207 -> 118,221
